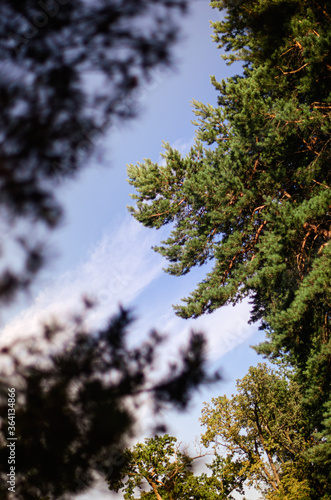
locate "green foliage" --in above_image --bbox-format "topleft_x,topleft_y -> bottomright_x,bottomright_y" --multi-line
108,364 -> 331,500
200,363 -> 328,499
107,434 -> 244,499
127,0 -> 331,465
108,434 -> 191,499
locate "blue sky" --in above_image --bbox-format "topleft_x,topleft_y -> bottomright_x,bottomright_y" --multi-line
1,1 -> 264,498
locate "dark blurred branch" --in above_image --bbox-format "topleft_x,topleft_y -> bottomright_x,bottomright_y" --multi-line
0,304 -> 217,500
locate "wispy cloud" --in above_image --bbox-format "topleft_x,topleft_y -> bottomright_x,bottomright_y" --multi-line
159,134 -> 196,166
0,215 -> 258,500
131,297 -> 256,368
0,217 -> 164,346
0,214 -> 256,362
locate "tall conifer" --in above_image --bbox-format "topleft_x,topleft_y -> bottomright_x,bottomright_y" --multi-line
128,0 -> 331,458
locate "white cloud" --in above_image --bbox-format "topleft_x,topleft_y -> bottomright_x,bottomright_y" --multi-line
171,135 -> 196,155
158,134 -> 196,166
0,215 -> 259,500
0,217 -> 164,347
125,289 -> 256,366
0,213 -> 257,364
192,300 -> 256,359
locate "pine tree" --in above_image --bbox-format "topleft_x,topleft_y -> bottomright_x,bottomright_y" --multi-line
127,0 -> 331,467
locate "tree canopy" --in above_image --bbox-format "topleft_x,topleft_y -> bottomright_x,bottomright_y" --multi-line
108,363 -> 331,500
107,434 -> 244,500
0,0 -> 330,497
127,0 -> 331,447
200,363 -> 324,499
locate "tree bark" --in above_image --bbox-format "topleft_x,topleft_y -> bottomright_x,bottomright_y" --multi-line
147,479 -> 163,500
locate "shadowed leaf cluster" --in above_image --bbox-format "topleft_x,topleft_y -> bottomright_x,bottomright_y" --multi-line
0,306 -> 216,500
0,0 -> 187,306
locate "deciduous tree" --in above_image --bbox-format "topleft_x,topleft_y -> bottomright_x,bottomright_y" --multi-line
200,363 -> 326,499
107,434 -> 244,499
